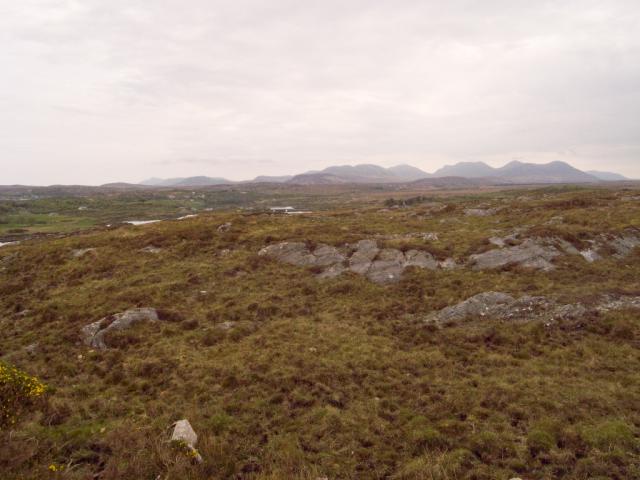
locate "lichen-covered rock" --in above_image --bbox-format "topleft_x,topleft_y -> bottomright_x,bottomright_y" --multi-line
81,308 -> 159,349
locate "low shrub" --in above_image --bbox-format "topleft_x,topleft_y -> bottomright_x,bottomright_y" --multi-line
0,362 -> 47,428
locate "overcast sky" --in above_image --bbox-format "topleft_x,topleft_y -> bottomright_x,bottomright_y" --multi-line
2,1 -> 639,185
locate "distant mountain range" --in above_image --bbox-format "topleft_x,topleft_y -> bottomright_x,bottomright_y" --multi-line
140,161 -> 629,187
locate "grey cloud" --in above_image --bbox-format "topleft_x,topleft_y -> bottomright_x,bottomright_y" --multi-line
1,1 -> 639,184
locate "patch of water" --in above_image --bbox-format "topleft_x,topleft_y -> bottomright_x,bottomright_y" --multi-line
124,220 -> 161,226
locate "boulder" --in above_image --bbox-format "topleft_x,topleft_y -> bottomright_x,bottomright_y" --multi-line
217,222 -> 232,232
81,308 -> 159,349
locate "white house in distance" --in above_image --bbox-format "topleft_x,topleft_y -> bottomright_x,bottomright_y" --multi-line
269,206 -> 295,213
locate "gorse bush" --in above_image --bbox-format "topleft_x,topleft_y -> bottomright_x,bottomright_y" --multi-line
0,362 -> 47,428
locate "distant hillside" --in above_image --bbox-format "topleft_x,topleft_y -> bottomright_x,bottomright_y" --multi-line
387,164 -> 432,180
251,175 -> 293,183
433,161 -> 598,184
141,176 -> 234,187
319,164 -> 400,183
290,164 -> 431,184
495,161 -> 597,183
433,162 -> 497,178
586,170 -> 629,181
287,173 -> 349,185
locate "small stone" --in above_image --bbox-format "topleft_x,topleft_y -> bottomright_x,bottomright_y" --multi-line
171,419 -> 202,463
72,248 -> 97,258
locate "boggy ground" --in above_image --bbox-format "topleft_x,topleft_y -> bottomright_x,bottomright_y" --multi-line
1,186 -> 640,479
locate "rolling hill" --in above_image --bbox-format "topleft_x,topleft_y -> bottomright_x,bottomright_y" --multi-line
141,161 -> 621,186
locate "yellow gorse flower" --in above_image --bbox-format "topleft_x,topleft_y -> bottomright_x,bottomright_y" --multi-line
0,362 -> 47,428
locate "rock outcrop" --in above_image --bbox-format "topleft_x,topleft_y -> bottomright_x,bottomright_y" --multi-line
259,240 -> 440,284
426,292 -> 640,325
259,229 -> 639,282
81,308 -> 159,349
470,230 -> 639,271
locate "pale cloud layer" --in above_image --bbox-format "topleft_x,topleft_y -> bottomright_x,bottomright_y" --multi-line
1,0 -> 639,184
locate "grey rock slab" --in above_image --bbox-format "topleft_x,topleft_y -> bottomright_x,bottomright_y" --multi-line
258,242 -> 317,266
427,292 -> 640,327
428,292 -> 516,324
469,239 -> 561,271
82,308 -> 159,349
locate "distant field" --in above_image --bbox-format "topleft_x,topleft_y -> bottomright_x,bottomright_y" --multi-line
1,184 -> 640,479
